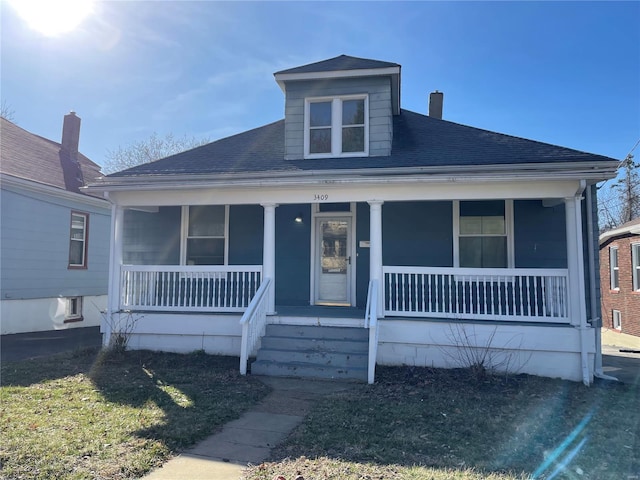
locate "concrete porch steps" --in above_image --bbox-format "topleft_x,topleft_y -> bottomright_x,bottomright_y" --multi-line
250,324 -> 369,382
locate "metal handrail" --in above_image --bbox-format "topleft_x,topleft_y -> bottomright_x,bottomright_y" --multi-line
239,277 -> 272,375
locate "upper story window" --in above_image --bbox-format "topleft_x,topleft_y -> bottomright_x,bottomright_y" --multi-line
454,200 -> 513,268
609,246 -> 619,290
68,212 -> 88,269
182,205 -> 228,265
305,95 -> 368,158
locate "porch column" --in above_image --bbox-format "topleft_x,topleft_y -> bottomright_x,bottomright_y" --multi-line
105,204 -> 124,346
565,196 -> 587,327
261,203 -> 277,314
368,200 -> 384,315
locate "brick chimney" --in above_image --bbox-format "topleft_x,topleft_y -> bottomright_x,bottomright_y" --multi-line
61,111 -> 81,155
429,91 -> 443,119
59,111 -> 84,192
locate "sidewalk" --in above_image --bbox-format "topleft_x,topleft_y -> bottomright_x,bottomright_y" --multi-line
142,376 -> 359,480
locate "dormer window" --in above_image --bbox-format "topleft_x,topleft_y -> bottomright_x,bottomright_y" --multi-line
304,95 -> 368,158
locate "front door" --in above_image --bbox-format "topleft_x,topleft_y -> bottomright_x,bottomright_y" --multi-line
315,218 -> 352,306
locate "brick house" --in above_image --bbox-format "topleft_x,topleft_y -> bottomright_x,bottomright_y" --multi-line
599,218 -> 640,338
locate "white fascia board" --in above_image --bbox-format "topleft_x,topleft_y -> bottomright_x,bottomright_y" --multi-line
1,173 -> 111,210
275,67 -> 401,92
107,178 -> 584,209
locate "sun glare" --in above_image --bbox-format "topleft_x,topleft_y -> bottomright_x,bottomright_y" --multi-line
9,0 -> 94,37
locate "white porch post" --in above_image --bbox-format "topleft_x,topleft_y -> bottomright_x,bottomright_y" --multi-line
105,204 -> 124,346
565,196 -> 587,326
261,203 -> 277,314
368,200 -> 384,315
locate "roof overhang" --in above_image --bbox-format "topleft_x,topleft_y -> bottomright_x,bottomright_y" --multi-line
87,160 -> 618,196
274,66 -> 402,115
599,223 -> 640,245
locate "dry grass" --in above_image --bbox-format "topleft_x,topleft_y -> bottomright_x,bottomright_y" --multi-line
0,348 -> 270,480
245,366 -> 640,480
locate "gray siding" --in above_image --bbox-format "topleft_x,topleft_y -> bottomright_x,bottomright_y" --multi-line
275,204 -> 311,306
283,77 -> 393,160
0,186 -> 110,300
228,205 -> 263,265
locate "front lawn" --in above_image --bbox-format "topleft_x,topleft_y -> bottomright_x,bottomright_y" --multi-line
247,367 -> 640,480
0,348 -> 269,480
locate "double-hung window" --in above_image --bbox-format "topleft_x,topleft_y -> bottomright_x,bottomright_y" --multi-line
183,205 -> 227,265
68,212 -> 88,268
609,246 -> 619,290
455,200 -> 513,268
305,95 -> 368,158
632,244 -> 640,291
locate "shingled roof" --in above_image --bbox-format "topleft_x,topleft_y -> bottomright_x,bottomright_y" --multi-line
0,117 -> 103,195
274,54 -> 400,75
105,109 -> 617,179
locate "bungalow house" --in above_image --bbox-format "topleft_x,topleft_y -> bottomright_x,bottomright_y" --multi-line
599,219 -> 640,340
0,113 -> 111,334
90,55 -> 618,384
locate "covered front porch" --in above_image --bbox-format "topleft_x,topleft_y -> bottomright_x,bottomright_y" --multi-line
102,178 -> 599,384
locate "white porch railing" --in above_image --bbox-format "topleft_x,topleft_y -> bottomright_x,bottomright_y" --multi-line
383,266 -> 569,322
239,277 -> 272,375
120,265 -> 262,312
365,279 -> 379,384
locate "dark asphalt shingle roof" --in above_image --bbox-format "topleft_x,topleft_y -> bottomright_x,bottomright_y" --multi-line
275,54 -> 400,75
106,110 -> 617,179
0,117 -> 103,195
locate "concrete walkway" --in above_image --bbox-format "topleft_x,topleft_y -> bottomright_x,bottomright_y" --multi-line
141,376 -> 359,480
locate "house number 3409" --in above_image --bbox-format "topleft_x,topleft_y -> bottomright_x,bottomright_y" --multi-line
314,194 -> 329,201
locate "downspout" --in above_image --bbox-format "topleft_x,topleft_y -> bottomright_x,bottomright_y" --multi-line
571,181 -> 591,385
585,184 -> 618,381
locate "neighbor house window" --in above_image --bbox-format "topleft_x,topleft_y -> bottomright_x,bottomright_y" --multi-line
68,212 -> 88,268
632,244 -> 640,291
610,246 -> 619,290
455,200 -> 513,268
65,296 -> 83,322
613,310 -> 622,330
305,95 -> 368,158
183,205 -> 227,265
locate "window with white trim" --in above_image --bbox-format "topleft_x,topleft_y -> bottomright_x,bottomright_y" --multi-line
65,296 -> 83,322
613,310 -> 622,330
182,205 -> 227,265
304,95 -> 368,158
68,212 -> 88,268
632,244 -> 640,291
609,246 -> 619,290
455,200 -> 513,268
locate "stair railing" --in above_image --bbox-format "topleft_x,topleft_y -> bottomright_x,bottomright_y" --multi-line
365,279 -> 379,384
239,277 -> 272,375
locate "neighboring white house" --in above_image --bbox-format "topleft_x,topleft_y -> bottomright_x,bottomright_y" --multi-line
1,113 -> 111,334
89,55 -> 618,384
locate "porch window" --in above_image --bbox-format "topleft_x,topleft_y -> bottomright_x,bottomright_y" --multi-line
305,95 -> 368,158
609,246 -> 619,290
456,200 -> 511,268
632,244 -> 640,291
184,205 -> 227,265
68,212 -> 88,268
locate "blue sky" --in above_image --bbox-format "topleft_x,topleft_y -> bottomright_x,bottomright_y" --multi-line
2,1 -> 638,171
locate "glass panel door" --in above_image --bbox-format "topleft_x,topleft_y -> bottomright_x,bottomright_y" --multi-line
316,218 -> 351,305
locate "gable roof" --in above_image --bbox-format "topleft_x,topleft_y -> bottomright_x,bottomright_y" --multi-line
101,110 -> 618,184
274,54 -> 400,75
0,117 -> 103,196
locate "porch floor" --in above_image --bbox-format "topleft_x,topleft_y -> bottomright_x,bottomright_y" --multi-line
274,305 -> 365,319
